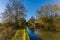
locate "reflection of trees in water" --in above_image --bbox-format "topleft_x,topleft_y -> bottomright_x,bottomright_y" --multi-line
27,27 -> 42,40
30,30 -> 35,34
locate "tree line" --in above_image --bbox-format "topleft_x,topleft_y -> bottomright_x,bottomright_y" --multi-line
1,0 -> 60,31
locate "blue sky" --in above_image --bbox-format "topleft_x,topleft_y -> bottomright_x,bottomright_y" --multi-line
0,0 -> 59,22
23,0 -> 53,20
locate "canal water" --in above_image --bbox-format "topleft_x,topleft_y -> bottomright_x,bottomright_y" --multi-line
27,27 -> 42,40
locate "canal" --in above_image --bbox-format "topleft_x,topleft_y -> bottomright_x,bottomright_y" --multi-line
27,27 -> 42,40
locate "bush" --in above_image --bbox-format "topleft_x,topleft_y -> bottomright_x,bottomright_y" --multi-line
0,27 -> 16,40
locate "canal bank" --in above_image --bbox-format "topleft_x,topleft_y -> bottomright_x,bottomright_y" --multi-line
11,29 -> 30,40
37,29 -> 60,40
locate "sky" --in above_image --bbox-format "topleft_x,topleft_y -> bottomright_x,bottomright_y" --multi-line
0,0 -> 60,22
23,0 -> 53,20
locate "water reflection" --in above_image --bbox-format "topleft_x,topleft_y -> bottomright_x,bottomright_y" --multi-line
27,27 -> 42,40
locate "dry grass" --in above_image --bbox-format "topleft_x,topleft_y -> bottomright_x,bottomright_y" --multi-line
37,29 -> 60,40
0,26 -> 16,40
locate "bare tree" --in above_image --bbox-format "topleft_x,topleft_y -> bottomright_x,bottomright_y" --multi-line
36,3 -> 60,31
37,4 -> 60,18
2,0 -> 26,27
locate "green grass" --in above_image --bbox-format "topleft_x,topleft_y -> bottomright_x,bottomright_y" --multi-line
11,29 -> 24,40
37,29 -> 60,40
11,29 -> 30,40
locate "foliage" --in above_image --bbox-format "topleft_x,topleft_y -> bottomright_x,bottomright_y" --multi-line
0,27 -> 16,40
28,16 -> 35,30
2,0 -> 26,28
36,4 -> 60,31
18,18 -> 26,28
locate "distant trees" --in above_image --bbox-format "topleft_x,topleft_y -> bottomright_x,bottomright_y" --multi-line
2,0 -> 26,28
19,18 -> 26,28
28,16 -> 35,30
36,4 -> 60,31
37,4 -> 59,18
1,0 -> 60,31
